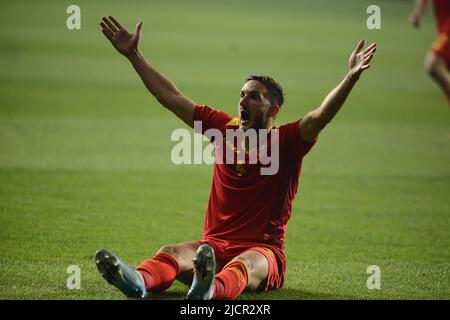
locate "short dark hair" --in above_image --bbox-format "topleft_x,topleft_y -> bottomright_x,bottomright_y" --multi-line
245,75 -> 284,107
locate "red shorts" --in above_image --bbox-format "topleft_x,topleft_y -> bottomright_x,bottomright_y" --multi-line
432,32 -> 450,69
200,237 -> 286,291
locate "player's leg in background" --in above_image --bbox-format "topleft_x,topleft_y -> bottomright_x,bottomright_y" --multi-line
425,51 -> 450,99
212,250 -> 269,299
426,40 -> 450,104
136,240 -> 202,293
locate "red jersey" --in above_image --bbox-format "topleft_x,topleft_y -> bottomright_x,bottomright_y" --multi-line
194,105 -> 315,251
433,0 -> 450,32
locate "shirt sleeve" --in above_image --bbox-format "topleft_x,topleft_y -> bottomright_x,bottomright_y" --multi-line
193,105 -> 233,134
280,119 -> 316,159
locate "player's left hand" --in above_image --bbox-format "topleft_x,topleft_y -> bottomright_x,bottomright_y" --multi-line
100,16 -> 143,58
409,12 -> 421,28
348,40 -> 377,80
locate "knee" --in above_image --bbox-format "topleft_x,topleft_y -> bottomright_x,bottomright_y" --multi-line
424,54 -> 440,77
425,65 -> 437,78
231,256 -> 252,272
425,61 -> 437,77
230,256 -> 264,291
157,244 -> 180,257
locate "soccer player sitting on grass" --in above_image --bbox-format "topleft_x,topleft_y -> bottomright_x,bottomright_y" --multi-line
410,0 -> 450,105
95,16 -> 376,300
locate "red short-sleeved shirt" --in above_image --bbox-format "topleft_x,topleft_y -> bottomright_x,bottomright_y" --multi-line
194,105 -> 315,251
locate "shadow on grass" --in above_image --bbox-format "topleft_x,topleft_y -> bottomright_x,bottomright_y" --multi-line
245,288 -> 357,300
146,287 -> 355,300
147,290 -> 187,300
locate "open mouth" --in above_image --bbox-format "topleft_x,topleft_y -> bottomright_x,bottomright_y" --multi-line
240,110 -> 250,122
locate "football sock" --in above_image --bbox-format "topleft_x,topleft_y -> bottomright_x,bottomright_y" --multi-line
136,252 -> 179,292
212,260 -> 249,299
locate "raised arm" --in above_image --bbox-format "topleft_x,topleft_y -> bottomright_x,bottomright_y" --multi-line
299,40 -> 377,143
409,0 -> 430,28
100,16 -> 195,128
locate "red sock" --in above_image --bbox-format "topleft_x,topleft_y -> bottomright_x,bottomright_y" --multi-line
212,261 -> 249,300
136,252 -> 179,293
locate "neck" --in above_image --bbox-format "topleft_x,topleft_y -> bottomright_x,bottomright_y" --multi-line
263,118 -> 275,131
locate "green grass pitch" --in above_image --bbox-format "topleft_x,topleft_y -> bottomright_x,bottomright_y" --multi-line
0,0 -> 449,299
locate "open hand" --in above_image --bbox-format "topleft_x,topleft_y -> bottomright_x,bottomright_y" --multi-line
348,40 -> 377,80
100,16 -> 143,57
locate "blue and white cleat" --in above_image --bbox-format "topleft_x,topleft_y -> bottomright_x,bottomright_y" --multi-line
95,248 -> 148,299
187,244 -> 216,300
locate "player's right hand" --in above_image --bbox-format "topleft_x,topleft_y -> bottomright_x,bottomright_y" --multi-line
100,16 -> 143,57
348,40 -> 377,80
